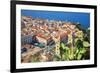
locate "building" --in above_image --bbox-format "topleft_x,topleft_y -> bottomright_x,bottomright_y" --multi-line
21,35 -> 33,45
59,30 -> 68,44
51,31 -> 61,56
63,22 -> 76,30
21,16 -> 33,28
52,34 -> 60,56
35,33 -> 54,46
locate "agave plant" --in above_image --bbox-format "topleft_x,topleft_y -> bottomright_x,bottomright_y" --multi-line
58,39 -> 90,61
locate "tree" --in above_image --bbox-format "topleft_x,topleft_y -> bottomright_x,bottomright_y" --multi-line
75,39 -> 83,49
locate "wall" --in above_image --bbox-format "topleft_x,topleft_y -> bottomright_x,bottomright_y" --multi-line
0,0 -> 99,73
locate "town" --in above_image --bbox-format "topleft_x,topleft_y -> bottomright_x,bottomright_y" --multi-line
21,16 -> 90,63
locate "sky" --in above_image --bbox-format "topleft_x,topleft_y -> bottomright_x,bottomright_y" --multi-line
21,10 -> 90,28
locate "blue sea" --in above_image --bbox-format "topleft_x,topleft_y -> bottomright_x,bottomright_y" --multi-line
21,10 -> 90,29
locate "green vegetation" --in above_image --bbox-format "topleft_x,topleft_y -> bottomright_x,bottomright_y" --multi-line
55,41 -> 90,61
55,25 -> 90,61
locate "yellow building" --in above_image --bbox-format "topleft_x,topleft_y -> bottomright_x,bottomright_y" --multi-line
68,33 -> 73,44
51,34 -> 60,56
55,37 -> 60,56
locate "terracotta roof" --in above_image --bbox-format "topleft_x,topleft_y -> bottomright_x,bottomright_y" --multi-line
36,33 -> 51,40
